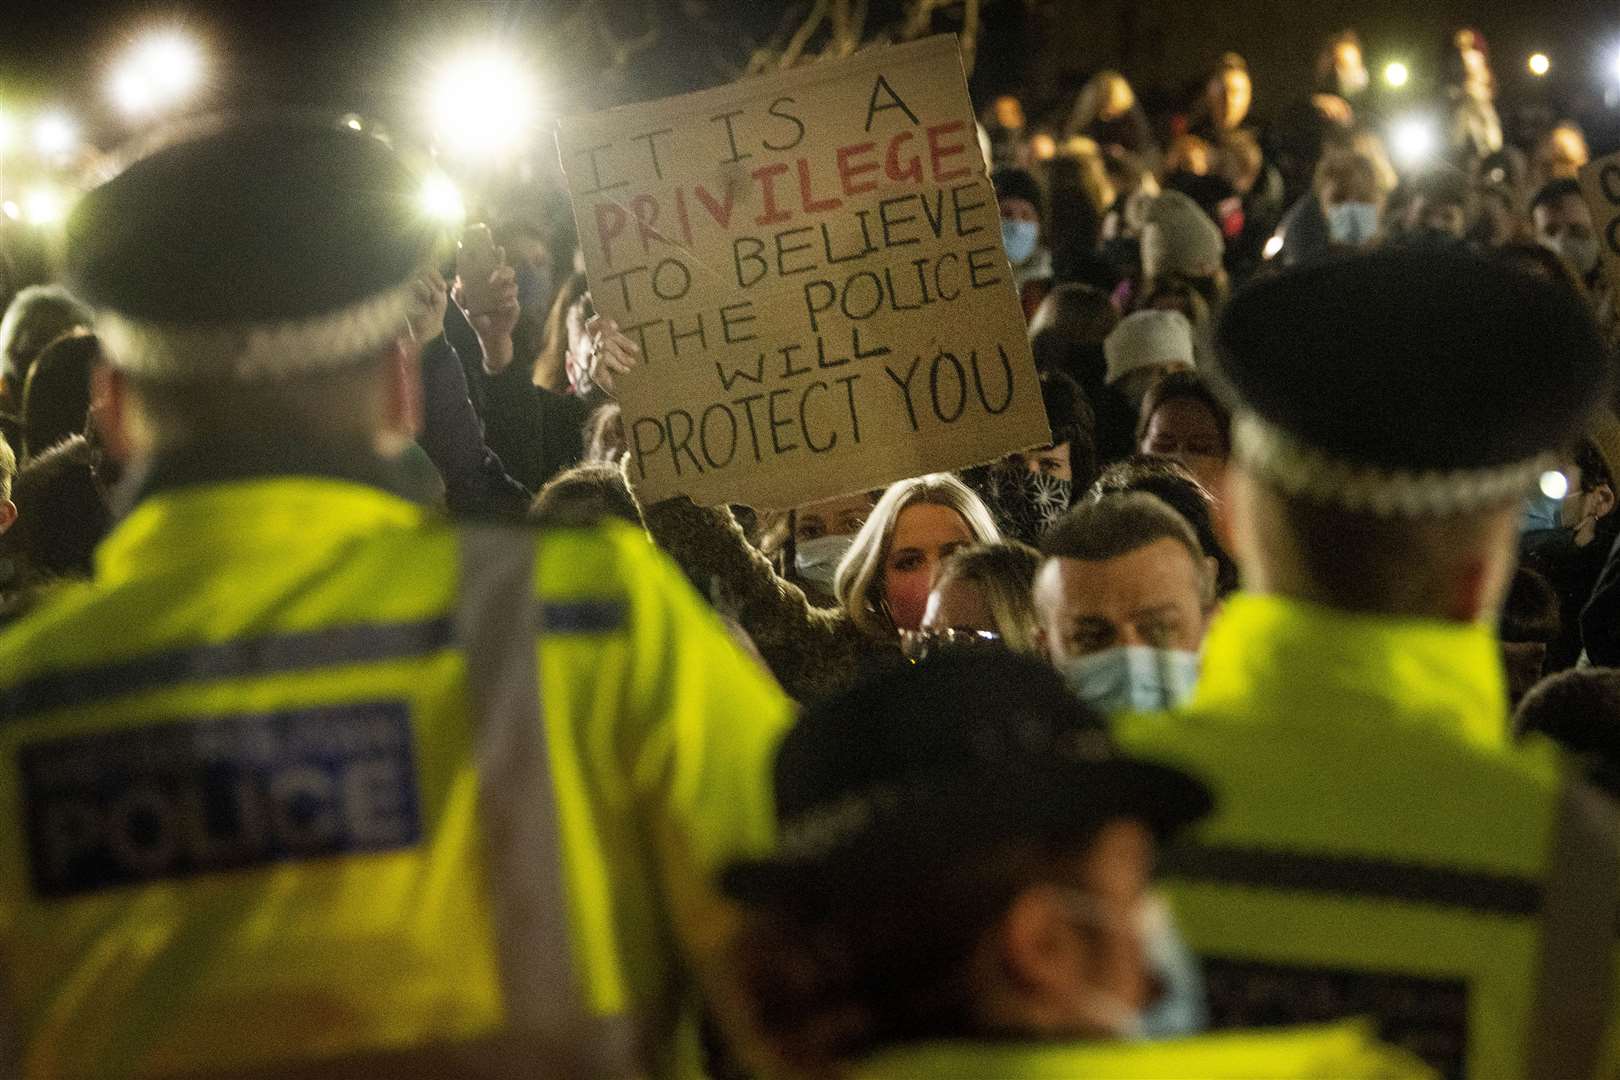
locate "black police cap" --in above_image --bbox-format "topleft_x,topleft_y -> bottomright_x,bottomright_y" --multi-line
720,649 -> 1212,910
65,118 -> 440,379
1213,249 -> 1613,516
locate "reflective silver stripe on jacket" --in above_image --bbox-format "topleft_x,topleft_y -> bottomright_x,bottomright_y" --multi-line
456,525 -> 643,1079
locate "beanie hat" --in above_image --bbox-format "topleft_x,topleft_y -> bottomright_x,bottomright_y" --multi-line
1141,190 -> 1225,280
1104,309 -> 1195,385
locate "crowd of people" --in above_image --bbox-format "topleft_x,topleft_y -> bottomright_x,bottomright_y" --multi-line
1,21 -> 1619,1080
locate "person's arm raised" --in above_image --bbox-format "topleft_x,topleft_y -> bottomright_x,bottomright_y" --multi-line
590,316 -> 875,701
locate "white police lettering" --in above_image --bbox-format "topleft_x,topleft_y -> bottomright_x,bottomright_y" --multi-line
22,701 -> 422,898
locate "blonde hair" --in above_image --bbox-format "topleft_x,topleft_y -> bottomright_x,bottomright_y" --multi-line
834,474 -> 1001,639
1056,136 -> 1116,216
932,541 -> 1042,655
1067,70 -> 1136,136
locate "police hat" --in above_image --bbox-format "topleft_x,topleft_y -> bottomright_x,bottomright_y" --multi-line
66,117 -> 440,381
1213,249 -> 1613,517
720,650 -> 1212,911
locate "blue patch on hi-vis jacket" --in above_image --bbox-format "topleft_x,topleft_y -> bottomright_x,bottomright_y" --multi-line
21,701 -> 422,898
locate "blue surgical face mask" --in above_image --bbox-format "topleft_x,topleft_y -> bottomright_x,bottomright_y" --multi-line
1061,645 -> 1200,715
1001,218 -> 1040,264
794,534 -> 855,591
1325,201 -> 1379,247
1137,893 -> 1209,1038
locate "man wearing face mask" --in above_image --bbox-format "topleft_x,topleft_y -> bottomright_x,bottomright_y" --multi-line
783,490 -> 877,606
1533,179 -> 1603,296
994,167 -> 1053,318
1316,148 -> 1385,252
1034,492 -> 1216,716
1523,430 -> 1620,672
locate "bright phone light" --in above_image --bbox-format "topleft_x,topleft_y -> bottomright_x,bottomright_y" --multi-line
34,112 -> 77,157
1263,234 -> 1284,260
419,171 -> 466,224
23,186 -> 66,226
1,201 -> 18,222
1528,53 -> 1551,77
1390,115 -> 1437,168
429,45 -> 538,159
109,30 -> 203,117
1540,470 -> 1570,500
1383,61 -> 1410,89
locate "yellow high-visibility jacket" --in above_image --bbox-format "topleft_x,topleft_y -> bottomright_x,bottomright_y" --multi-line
0,470 -> 794,1079
845,1021 -> 1434,1078
1118,593 -> 1620,1080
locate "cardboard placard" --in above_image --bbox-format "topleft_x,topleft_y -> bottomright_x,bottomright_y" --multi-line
557,35 -> 1050,509
1579,152 -> 1620,309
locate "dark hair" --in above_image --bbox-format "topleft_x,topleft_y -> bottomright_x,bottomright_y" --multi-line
1041,492 -> 1207,601
0,435 -> 111,582
1575,439 -> 1614,492
1490,242 -> 1583,295
1530,178 -> 1584,219
1513,668 -> 1620,795
1406,165 -> 1473,211
528,462 -> 640,527
992,167 -> 1046,219
1135,369 -> 1231,451
21,331 -> 99,460
729,833 -> 1090,1072
1500,565 -> 1560,644
1090,455 -> 1238,596
1038,369 -> 1097,483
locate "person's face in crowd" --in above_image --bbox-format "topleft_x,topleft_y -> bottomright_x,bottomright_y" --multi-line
993,96 -> 1026,132
1535,194 -> 1600,279
1035,539 -> 1210,666
1000,196 -> 1042,265
1320,176 -> 1383,249
1334,41 -> 1368,98
884,503 -> 977,631
1558,461 -> 1617,546
796,491 -> 873,544
1141,399 -> 1227,495
1022,443 -> 1073,483
1207,68 -> 1252,131
987,820 -> 1155,1036
1404,197 -> 1468,240
922,576 -> 995,635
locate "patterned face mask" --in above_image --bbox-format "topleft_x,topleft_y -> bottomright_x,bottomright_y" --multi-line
989,461 -> 1073,544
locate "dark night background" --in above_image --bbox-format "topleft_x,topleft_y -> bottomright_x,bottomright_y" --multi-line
2,1 -> 1617,153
